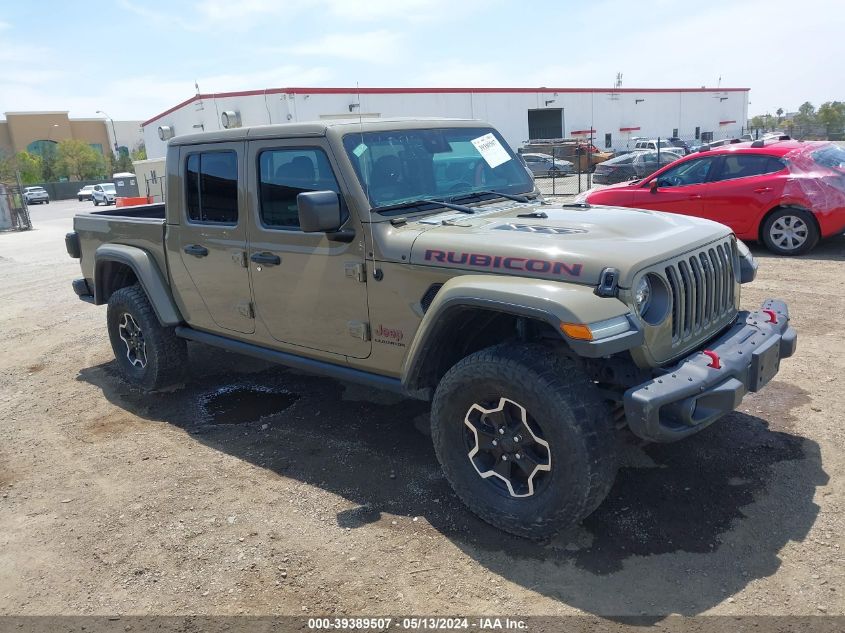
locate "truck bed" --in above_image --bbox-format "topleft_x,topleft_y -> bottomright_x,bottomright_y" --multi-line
73,203 -> 169,285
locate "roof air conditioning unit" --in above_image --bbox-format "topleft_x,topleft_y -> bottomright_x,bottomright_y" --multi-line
221,111 -> 242,129
157,125 -> 175,141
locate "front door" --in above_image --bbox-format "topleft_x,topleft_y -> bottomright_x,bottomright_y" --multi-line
177,142 -> 254,334
246,139 -> 371,358
630,156 -> 718,217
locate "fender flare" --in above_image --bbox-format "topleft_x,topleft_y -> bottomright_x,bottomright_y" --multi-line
400,274 -> 636,392
94,244 -> 183,326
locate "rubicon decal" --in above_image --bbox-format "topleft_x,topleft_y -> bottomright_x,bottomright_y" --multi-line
424,249 -> 583,277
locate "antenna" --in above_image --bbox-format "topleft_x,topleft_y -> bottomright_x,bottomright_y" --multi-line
356,82 -> 378,281
614,72 -> 623,89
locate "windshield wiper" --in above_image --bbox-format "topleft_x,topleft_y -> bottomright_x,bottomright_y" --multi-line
372,198 -> 475,214
451,190 -> 534,203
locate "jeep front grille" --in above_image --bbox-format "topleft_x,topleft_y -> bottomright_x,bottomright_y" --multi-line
664,240 -> 737,343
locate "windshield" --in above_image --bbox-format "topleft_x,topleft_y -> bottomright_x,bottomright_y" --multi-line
102,184 -> 116,191
342,127 -> 534,211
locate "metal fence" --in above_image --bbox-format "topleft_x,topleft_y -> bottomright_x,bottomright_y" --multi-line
525,130 -> 763,199
0,180 -> 32,231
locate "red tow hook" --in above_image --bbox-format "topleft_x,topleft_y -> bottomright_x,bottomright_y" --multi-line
762,309 -> 778,324
703,350 -> 721,369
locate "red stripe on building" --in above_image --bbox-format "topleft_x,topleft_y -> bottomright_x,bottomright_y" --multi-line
571,129 -> 596,135
719,120 -> 737,125
142,86 -> 749,127
619,126 -> 641,132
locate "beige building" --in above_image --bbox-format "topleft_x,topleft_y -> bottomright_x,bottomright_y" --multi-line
0,111 -> 142,159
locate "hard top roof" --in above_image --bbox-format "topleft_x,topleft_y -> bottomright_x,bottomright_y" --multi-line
168,117 -> 487,146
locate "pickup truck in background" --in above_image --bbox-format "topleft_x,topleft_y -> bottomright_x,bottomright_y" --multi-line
66,118 -> 796,538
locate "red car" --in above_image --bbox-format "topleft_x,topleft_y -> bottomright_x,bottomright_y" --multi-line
579,138 -> 845,255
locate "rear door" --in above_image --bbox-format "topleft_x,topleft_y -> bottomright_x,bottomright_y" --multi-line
699,154 -> 787,234
629,156 -> 718,216
245,138 -> 371,358
176,142 -> 254,334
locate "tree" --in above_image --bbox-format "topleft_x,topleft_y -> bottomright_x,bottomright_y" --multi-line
0,151 -> 44,185
817,101 -> 845,137
776,107 -> 784,123
15,151 -> 44,184
55,139 -> 106,180
130,142 -> 147,162
794,101 -> 817,127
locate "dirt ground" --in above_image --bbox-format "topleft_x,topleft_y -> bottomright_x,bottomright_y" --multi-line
0,200 -> 842,619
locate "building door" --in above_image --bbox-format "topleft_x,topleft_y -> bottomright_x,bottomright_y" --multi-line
528,109 -> 564,140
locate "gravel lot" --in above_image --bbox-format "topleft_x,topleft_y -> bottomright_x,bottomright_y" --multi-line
0,199 -> 842,619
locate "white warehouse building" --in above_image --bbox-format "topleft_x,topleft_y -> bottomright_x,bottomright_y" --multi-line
142,86 -> 750,159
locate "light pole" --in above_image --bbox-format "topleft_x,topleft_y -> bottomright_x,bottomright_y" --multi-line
96,110 -> 119,154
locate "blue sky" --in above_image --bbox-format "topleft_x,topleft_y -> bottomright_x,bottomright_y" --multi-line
0,0 -> 842,122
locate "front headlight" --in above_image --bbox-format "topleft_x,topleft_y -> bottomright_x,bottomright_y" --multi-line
634,276 -> 651,315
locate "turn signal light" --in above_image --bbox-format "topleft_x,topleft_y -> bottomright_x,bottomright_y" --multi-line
561,323 -> 593,341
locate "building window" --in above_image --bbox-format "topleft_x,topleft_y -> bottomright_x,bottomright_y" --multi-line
258,147 -> 341,230
605,133 -> 612,148
185,151 -> 238,224
701,131 -> 714,142
672,128 -> 679,138
695,126 -> 701,140
89,143 -> 104,155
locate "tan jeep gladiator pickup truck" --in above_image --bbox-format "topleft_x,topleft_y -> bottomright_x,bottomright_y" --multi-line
66,118 -> 796,538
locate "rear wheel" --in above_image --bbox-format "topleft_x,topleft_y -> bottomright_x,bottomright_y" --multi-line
761,208 -> 819,255
107,284 -> 186,391
93,197 -> 99,206
430,344 -> 617,539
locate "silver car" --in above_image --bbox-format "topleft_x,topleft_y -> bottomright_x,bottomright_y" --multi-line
520,152 -> 574,177
23,186 -> 50,205
92,183 -> 117,206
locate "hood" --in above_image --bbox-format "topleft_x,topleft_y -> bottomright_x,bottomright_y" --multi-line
407,201 -> 732,287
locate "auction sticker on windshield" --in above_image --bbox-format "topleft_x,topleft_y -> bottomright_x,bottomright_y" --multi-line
471,133 -> 511,168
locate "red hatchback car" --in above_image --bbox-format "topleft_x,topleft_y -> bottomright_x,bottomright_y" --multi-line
579,139 -> 845,255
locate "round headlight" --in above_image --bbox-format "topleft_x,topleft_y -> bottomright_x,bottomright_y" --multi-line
635,276 -> 651,315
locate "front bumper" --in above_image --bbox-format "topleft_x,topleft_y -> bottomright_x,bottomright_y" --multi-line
624,299 -> 796,442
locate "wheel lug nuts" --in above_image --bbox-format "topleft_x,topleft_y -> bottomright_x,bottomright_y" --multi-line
512,436 -> 520,443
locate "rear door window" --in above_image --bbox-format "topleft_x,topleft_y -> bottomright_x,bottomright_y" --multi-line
713,154 -> 785,181
185,151 -> 238,224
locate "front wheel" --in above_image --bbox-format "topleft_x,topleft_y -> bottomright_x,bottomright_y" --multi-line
107,284 -> 187,391
430,344 -> 617,539
761,208 -> 819,255
93,198 -> 99,206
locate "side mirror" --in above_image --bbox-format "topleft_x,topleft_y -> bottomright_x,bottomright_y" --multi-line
649,180 -> 659,193
297,190 -> 342,233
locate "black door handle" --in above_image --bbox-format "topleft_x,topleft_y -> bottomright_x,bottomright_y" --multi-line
250,252 -> 281,266
183,244 -> 208,257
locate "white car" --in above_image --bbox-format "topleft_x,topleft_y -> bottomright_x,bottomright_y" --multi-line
23,186 -> 50,205
77,185 -> 95,201
92,183 -> 117,206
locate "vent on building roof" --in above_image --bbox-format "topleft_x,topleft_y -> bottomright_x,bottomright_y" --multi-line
221,110 -> 242,129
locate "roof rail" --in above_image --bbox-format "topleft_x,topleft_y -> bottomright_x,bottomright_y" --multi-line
750,139 -> 765,148
697,144 -> 711,152
778,135 -> 791,140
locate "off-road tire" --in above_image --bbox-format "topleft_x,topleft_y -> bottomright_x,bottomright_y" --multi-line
761,207 -> 819,256
106,284 -> 186,391
430,343 -> 617,539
